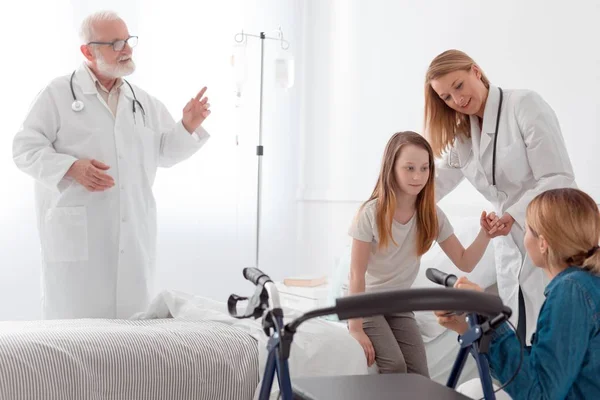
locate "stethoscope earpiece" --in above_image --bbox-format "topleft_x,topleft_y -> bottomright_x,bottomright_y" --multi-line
71,100 -> 85,112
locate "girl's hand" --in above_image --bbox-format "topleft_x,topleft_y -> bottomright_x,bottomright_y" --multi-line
349,329 -> 376,366
481,211 -> 506,238
489,212 -> 515,236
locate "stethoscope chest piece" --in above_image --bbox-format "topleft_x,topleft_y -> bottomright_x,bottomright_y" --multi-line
72,100 -> 85,112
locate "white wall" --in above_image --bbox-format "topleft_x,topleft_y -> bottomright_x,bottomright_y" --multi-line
2,0 -> 599,320
138,0 -> 304,310
296,0 -> 600,277
0,0 -> 303,320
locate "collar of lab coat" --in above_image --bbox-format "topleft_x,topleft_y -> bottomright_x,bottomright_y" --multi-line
75,63 -> 139,114
75,63 -> 126,96
74,63 -> 99,95
84,63 -> 124,94
470,84 -> 502,157
452,133 -> 472,168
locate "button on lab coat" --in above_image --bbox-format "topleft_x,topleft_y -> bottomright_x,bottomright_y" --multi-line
435,85 -> 575,343
12,64 -> 210,319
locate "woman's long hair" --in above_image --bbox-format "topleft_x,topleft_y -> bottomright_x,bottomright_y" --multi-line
526,188 -> 600,274
424,49 -> 490,158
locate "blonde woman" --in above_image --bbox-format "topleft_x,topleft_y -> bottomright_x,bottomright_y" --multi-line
436,188 -> 600,399
424,49 -> 576,344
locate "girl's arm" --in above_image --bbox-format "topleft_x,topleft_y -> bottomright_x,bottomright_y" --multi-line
438,212 -> 493,272
347,238 -> 370,332
347,206 -> 377,366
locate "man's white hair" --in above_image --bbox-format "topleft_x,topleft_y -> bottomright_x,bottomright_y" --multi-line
79,10 -> 121,44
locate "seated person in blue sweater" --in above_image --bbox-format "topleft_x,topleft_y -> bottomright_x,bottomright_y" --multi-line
436,188 -> 600,400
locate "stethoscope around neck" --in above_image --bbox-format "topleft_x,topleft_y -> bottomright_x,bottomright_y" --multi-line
69,70 -> 146,125
491,87 -> 504,187
449,87 -> 504,188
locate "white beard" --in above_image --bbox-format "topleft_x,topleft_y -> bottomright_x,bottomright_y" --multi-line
95,52 -> 136,78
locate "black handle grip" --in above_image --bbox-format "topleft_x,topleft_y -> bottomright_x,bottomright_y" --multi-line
243,267 -> 271,286
227,294 -> 248,318
425,268 -> 458,288
335,288 -> 510,321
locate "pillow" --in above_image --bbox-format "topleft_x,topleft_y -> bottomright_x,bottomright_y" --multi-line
325,246 -> 352,321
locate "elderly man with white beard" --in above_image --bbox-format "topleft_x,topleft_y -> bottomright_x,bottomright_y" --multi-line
12,10 -> 211,320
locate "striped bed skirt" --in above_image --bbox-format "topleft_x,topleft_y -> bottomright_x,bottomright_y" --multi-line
0,318 -> 259,399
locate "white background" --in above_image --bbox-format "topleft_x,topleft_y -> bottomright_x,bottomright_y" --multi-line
1,0 -> 598,320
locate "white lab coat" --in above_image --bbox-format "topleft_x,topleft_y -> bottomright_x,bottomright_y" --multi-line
12,64 -> 210,319
435,85 -> 575,343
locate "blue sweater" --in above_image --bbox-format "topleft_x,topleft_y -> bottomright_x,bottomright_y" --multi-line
487,267 -> 600,399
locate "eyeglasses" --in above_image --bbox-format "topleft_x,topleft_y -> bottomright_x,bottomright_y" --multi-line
87,36 -> 138,52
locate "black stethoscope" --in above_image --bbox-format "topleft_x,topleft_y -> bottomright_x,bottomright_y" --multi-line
491,87 -> 504,186
447,87 -> 504,187
69,70 -> 146,125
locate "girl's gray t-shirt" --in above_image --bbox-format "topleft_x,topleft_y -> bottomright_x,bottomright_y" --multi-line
349,200 -> 454,292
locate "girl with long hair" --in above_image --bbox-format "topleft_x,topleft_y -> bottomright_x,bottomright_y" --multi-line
348,131 -> 496,376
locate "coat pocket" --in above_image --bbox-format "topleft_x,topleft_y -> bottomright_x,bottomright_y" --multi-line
43,206 -> 89,263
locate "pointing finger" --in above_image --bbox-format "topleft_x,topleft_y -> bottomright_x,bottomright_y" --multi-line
194,87 -> 207,101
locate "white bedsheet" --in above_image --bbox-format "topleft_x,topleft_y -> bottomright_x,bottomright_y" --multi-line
136,290 -> 371,399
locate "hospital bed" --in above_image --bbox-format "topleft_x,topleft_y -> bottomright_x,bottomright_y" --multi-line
0,287 -> 371,400
0,317 -> 259,400
0,288 -> 491,400
0,214 -> 500,399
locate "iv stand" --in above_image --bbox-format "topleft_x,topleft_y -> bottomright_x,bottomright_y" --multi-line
234,29 -> 290,268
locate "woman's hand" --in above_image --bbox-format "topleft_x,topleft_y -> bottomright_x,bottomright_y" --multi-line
484,211 -> 514,237
480,211 -> 506,238
435,277 -> 485,335
434,310 -> 469,335
349,328 -> 376,367
454,276 -> 484,293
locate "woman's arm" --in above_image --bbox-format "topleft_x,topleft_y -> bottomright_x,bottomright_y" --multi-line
347,239 -> 370,332
504,91 -> 575,231
487,280 -> 592,400
434,152 -> 466,202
